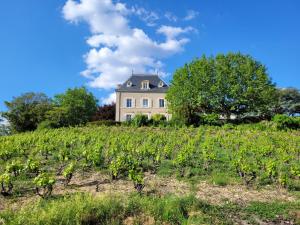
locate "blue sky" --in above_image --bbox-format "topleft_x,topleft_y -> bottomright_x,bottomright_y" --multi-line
0,0 -> 300,111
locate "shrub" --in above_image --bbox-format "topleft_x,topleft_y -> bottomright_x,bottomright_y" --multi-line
168,117 -> 186,127
150,114 -> 166,126
0,173 -> 13,196
62,162 -> 75,186
33,173 -> 56,198
130,114 -> 149,127
272,114 -> 300,130
211,172 -> 230,186
37,120 -> 60,130
200,113 -> 221,126
87,120 -> 120,126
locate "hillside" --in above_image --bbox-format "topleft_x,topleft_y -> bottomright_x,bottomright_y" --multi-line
0,125 -> 299,224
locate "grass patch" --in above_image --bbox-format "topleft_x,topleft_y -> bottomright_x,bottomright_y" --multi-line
1,193 -> 299,225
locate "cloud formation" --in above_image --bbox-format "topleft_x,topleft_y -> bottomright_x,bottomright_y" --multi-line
101,92 -> 116,105
184,10 -> 199,21
63,0 -> 195,103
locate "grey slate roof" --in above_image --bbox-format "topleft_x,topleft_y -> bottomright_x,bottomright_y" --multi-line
116,74 -> 169,93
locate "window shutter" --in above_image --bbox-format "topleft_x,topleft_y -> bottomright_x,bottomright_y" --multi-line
149,98 -> 152,108
132,98 -> 135,107
124,99 -> 127,108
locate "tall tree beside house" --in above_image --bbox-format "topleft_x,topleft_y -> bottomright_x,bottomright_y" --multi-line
92,103 -> 116,121
46,87 -> 98,127
166,53 -> 277,124
2,92 -> 52,132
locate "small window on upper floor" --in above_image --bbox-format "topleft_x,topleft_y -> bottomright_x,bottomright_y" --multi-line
158,81 -> 164,88
126,98 -> 132,108
159,99 -> 165,108
141,80 -> 149,89
127,81 -> 132,87
142,98 -> 149,108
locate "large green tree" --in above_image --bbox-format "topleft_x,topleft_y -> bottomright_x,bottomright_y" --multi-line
48,87 -> 98,126
166,53 -> 277,124
2,92 -> 52,132
275,88 -> 300,116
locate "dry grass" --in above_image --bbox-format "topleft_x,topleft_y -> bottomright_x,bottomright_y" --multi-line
196,181 -> 296,205
1,172 -> 298,212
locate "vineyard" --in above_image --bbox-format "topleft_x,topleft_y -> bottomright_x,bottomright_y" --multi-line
0,125 -> 300,224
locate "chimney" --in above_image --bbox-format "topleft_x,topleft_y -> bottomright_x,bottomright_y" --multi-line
117,84 -> 122,89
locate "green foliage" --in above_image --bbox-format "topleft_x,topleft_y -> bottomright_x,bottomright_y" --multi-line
49,87 -> 98,127
130,114 -> 149,127
167,53 -> 277,125
210,172 -> 231,186
6,160 -> 23,177
200,113 -> 221,126
0,120 -> 10,136
150,114 -> 166,126
272,114 -> 300,130
275,87 -> 300,116
36,119 -> 59,130
0,125 -> 299,198
33,173 -> 56,198
62,162 -> 75,186
87,120 -> 120,126
2,92 -> 52,132
0,194 -> 224,225
0,172 -> 13,195
24,158 -> 40,175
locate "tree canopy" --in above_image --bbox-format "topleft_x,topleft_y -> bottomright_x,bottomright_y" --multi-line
166,53 -> 277,124
49,87 -> 98,126
275,87 -> 300,116
92,103 -> 116,121
2,92 -> 52,132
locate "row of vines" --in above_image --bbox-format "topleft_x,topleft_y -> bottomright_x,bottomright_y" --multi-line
0,126 -> 299,197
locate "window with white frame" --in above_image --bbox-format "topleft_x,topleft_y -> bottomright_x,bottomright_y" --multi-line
125,114 -> 132,121
126,98 -> 132,108
126,81 -> 132,87
159,99 -> 165,108
141,80 -> 149,89
142,98 -> 149,108
158,81 -> 164,87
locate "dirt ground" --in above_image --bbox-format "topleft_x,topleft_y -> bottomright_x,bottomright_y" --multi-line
0,171 -> 298,213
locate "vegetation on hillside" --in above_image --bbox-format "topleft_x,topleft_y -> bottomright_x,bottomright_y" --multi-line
166,53 -> 277,124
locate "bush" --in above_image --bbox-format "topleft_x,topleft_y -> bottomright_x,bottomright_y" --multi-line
200,113 -> 221,126
87,120 -> 120,127
33,173 -> 56,198
272,114 -> 300,130
130,114 -> 149,127
37,120 -> 60,130
167,117 -> 186,127
150,114 -> 166,126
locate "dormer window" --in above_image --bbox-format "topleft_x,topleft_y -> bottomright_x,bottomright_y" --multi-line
158,81 -> 164,88
141,80 -> 149,89
127,81 -> 132,87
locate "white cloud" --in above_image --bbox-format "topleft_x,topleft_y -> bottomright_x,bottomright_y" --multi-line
164,12 -> 177,22
101,92 -> 116,105
183,10 -> 199,21
157,26 -> 195,40
63,0 -> 194,89
131,6 -> 159,27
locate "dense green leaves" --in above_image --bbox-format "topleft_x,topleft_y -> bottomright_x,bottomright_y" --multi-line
167,53 -> 277,124
0,125 -> 299,197
49,87 -> 98,127
2,92 -> 52,132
